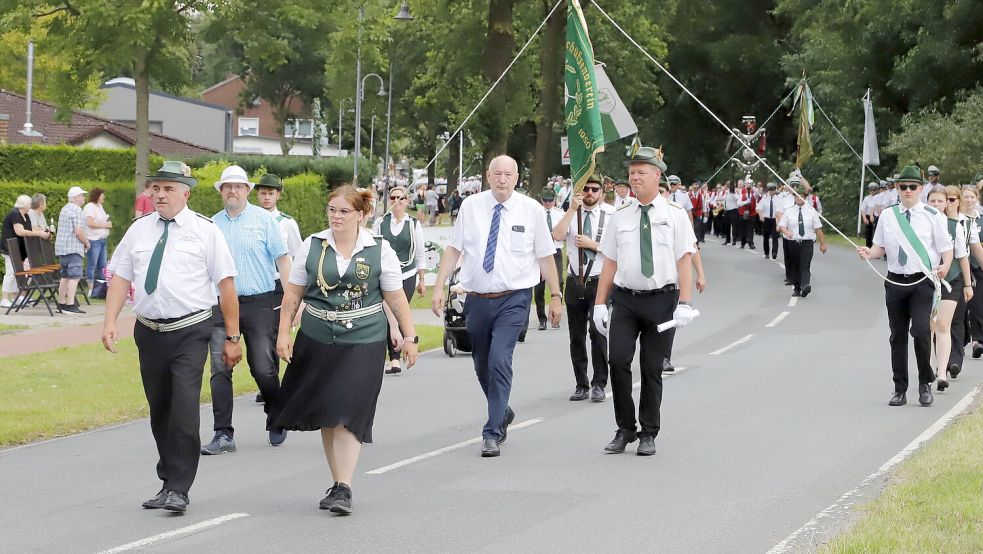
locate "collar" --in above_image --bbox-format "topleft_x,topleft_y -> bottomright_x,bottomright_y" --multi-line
635,195 -> 667,212
219,202 -> 254,221
155,206 -> 193,226
311,227 -> 378,254
269,208 -> 281,217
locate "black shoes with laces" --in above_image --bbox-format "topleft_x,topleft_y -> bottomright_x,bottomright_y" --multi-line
319,482 -> 353,515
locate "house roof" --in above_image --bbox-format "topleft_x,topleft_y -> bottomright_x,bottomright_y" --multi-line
101,80 -> 231,111
0,89 -> 218,157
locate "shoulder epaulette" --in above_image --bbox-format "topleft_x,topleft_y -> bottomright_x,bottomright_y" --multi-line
667,200 -> 683,209
616,201 -> 634,212
195,213 -> 214,223
132,212 -> 153,222
924,206 -> 938,215
277,212 -> 294,220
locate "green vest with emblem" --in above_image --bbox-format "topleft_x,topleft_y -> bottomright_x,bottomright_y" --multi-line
946,217 -> 968,282
972,214 -> 983,270
379,213 -> 417,272
300,237 -> 387,345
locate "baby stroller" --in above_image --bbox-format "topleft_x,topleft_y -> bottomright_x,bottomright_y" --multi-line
443,268 -> 472,357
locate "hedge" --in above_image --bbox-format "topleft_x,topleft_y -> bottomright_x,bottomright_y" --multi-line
0,172 -> 330,283
0,144 -> 164,183
186,153 -> 375,187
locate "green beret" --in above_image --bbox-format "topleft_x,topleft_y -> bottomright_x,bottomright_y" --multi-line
256,173 -> 283,190
896,165 -> 923,184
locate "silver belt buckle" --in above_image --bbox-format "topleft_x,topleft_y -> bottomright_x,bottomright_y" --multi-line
325,311 -> 338,322
146,320 -> 160,331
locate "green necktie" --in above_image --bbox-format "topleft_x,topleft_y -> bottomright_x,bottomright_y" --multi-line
797,208 -> 805,237
640,205 -> 654,277
145,219 -> 173,294
582,210 -> 595,263
547,210 -> 553,231
898,209 -> 910,265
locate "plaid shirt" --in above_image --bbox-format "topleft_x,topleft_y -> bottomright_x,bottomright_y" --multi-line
55,202 -> 85,256
213,203 -> 287,296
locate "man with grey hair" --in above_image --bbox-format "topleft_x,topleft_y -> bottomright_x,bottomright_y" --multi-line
55,187 -> 90,314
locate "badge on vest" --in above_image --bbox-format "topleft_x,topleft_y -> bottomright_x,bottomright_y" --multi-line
355,258 -> 370,280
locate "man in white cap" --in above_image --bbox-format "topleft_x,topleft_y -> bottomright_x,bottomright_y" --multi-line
920,165 -> 942,203
667,175 -> 693,224
201,165 -> 291,455
54,186 -> 91,314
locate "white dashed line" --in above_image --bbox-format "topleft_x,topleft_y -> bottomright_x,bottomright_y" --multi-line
98,513 -> 250,553
709,334 -> 754,356
788,296 -> 798,307
766,311 -> 790,328
365,419 -> 543,474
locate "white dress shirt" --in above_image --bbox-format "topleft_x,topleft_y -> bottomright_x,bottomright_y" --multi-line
758,194 -> 781,219
372,211 -> 426,279
270,208 -> 303,280
669,189 -> 693,211
778,203 -> 823,241
873,202 -> 953,274
562,203 -> 613,277
599,195 -> 697,290
108,207 -> 237,320
289,227 -> 403,292
449,189 -> 556,293
723,191 -> 740,210
543,206 -> 566,249
613,193 -> 632,211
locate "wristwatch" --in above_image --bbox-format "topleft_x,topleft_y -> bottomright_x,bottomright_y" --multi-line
678,301 -> 692,307
405,335 -> 420,344
225,334 -> 241,343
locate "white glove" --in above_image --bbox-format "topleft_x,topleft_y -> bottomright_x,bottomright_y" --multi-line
672,304 -> 697,328
592,304 -> 609,337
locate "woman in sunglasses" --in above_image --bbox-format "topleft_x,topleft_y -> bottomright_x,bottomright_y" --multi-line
372,185 -> 427,374
961,186 -> 983,360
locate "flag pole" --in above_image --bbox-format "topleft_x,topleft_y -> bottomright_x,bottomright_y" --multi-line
857,162 -> 866,236
577,207 -> 584,285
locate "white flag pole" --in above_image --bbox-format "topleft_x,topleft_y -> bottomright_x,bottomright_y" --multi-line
858,162 -> 866,236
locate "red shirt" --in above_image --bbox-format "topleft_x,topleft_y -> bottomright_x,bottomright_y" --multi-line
134,193 -> 153,216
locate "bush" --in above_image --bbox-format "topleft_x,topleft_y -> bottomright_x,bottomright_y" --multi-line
0,145 -> 163,183
186,153 -> 375,187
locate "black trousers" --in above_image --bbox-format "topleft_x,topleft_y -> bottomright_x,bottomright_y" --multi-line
693,216 -> 706,243
608,287 -> 678,437
885,276 -> 935,393
387,275 -> 417,361
947,280 -> 968,371
968,267 -> 983,344
762,218 -> 779,258
564,275 -> 608,388
534,249 -> 563,323
786,239 -> 815,291
864,218 -> 877,249
209,292 -> 279,434
134,316 -> 212,494
740,214 -> 755,248
725,209 -> 738,243
782,238 -> 793,283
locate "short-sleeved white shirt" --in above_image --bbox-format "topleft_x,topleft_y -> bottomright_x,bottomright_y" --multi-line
669,189 -> 693,211
561,203 -> 613,277
108,206 -> 237,319
873,202 -> 953,274
449,189 -> 556,293
544,206 -> 566,249
778,203 -> 823,241
599,195 -> 697,290
289,227 -> 402,292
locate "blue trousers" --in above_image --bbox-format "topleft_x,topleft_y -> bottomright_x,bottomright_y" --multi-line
86,238 -> 107,283
465,289 -> 530,440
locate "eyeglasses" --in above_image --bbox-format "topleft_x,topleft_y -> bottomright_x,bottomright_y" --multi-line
328,207 -> 357,217
583,186 -> 601,193
897,184 -> 919,191
389,196 -> 405,201
948,197 -> 960,202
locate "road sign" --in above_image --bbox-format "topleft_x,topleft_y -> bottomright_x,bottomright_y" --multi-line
561,136 -> 570,166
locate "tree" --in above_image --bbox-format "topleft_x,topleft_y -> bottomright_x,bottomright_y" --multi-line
0,25 -> 101,106
1,0 -> 206,193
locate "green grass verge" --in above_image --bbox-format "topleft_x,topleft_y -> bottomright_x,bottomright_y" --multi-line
0,323 -> 28,333
825,233 -> 865,250
823,399 -> 983,552
0,323 -> 442,447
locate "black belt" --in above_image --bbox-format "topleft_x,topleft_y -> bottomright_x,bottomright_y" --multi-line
238,291 -> 273,302
569,273 -> 600,284
614,284 -> 677,296
887,271 -> 925,282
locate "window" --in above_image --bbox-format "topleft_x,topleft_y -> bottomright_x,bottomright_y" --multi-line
285,118 -> 314,139
238,117 -> 259,137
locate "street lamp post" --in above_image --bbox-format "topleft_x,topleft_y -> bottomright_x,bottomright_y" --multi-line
369,114 -> 377,165
382,1 -> 414,214
356,71 -> 386,186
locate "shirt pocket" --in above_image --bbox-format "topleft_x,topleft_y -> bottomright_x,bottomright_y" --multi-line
509,227 -> 533,253
651,219 -> 673,245
131,243 -> 154,269
174,239 -> 205,260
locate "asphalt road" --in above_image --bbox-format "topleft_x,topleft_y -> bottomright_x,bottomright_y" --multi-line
3,237 -> 982,553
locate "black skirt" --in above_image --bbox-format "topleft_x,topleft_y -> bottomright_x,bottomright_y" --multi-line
272,330 -> 386,443
942,279 -> 964,303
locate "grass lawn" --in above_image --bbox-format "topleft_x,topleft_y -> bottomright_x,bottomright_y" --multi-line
0,323 -> 28,333
1,323 -> 443,447
825,233 -> 865,250
823,400 -> 983,552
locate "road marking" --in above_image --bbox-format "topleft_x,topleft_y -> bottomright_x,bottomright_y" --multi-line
767,385 -> 981,554
788,296 -> 798,307
766,311 -> 790,328
98,513 -> 249,553
366,419 -> 543,474
709,334 -> 754,355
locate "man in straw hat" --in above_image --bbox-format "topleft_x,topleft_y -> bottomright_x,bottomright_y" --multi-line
102,161 -> 240,513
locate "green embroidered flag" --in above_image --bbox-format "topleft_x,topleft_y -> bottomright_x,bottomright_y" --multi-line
565,0 -> 605,194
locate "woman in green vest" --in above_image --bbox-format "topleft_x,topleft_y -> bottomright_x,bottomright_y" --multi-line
929,186 -> 972,392
372,185 -> 427,374
961,185 -> 983,359
274,185 -> 418,515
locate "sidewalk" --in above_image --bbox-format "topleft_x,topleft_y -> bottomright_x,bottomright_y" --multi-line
1,305 -> 442,358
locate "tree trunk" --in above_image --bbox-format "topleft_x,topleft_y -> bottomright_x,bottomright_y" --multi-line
482,0 -> 515,163
530,0 -> 566,198
427,140 -> 437,186
134,51 -> 151,195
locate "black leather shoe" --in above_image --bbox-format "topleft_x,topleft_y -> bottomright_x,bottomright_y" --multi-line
604,429 -> 637,454
162,491 -> 189,513
517,332 -> 526,343
973,344 -> 983,359
481,438 -> 501,457
801,284 -> 812,297
662,358 -> 675,373
636,435 -> 657,456
589,385 -> 605,402
949,363 -> 961,379
919,384 -> 933,406
888,392 -> 906,406
538,320 -> 547,331
784,279 -> 792,286
255,393 -> 264,403
141,489 -> 168,509
937,378 -> 949,392
499,407 -> 515,443
569,387 -> 589,401
791,290 -> 801,297
319,482 -> 353,515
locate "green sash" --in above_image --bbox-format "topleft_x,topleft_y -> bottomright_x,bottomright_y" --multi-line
891,205 -> 933,273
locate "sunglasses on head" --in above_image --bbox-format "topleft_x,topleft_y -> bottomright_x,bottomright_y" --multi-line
583,186 -> 601,192
897,184 -> 919,191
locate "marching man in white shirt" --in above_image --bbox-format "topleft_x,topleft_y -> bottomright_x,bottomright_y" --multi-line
101,161 -> 240,514
778,184 -> 828,297
432,155 -> 562,458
